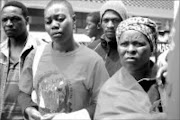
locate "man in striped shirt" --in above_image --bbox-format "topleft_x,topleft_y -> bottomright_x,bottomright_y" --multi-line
0,1 -> 45,119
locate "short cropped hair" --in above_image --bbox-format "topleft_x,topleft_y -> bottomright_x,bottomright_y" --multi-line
45,0 -> 74,17
2,1 -> 29,18
87,11 -> 100,25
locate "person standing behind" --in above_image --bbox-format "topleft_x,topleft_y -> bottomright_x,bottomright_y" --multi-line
0,1 -> 45,120
18,0 -> 109,120
85,11 -> 103,49
95,1 -> 128,77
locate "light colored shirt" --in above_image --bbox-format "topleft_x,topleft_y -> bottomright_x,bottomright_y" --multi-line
19,43 -> 109,118
0,35 -> 44,120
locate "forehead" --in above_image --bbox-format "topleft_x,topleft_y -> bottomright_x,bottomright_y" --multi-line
2,6 -> 23,16
45,3 -> 70,17
120,30 -> 148,42
102,10 -> 120,19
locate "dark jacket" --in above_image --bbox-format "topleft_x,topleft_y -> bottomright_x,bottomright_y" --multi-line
95,34 -> 121,77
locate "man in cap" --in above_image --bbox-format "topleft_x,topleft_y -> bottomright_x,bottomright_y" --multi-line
95,0 -> 128,77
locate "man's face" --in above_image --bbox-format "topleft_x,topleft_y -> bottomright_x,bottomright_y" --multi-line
117,30 -> 152,71
101,10 -> 122,41
1,6 -> 27,38
85,16 -> 98,38
44,3 -> 74,44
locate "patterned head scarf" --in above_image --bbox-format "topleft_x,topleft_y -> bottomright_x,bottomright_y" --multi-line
116,17 -> 158,52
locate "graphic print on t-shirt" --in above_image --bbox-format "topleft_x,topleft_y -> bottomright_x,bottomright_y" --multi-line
35,70 -> 72,114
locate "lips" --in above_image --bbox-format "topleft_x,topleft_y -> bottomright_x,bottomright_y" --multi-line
106,30 -> 114,33
52,32 -> 63,37
125,57 -> 137,62
5,29 -> 15,32
5,29 -> 16,35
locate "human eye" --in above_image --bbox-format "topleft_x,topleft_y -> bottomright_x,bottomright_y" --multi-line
120,41 -> 128,47
113,18 -> 120,23
102,18 -> 108,23
44,18 -> 52,25
11,16 -> 21,22
134,41 -> 145,47
56,15 -> 65,22
1,17 -> 8,22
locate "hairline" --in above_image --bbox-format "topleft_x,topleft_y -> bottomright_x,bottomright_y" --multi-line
44,0 -> 74,17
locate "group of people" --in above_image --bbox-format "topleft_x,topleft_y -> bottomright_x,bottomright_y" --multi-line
0,0 -> 169,120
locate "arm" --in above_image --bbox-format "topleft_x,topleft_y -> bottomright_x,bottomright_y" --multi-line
102,113 -> 167,120
86,57 -> 109,118
18,50 -> 41,119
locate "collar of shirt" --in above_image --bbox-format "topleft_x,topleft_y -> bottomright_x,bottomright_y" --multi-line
100,34 -> 117,53
0,34 -> 40,61
120,61 -> 158,90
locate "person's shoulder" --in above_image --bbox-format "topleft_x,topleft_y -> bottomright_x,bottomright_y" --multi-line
28,34 -> 49,47
101,69 -> 121,90
94,42 -> 106,57
0,39 -> 8,49
80,45 -> 103,61
88,39 -> 101,49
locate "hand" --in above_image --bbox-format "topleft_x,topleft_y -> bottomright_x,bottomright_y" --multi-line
41,113 -> 56,120
156,64 -> 168,85
25,107 -> 42,120
52,109 -> 91,120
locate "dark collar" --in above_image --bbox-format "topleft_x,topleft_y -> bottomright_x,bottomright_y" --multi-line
100,34 -> 117,51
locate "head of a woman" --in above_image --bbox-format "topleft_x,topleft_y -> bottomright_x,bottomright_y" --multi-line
116,17 -> 157,72
44,0 -> 75,45
85,11 -> 102,38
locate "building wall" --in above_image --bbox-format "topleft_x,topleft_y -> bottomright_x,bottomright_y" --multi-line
1,0 -> 174,42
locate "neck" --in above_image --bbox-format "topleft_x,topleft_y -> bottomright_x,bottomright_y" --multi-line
52,38 -> 79,52
95,34 -> 101,40
129,61 -> 151,80
9,32 -> 28,48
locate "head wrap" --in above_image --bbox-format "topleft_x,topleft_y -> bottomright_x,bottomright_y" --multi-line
116,17 -> 158,52
100,1 -> 128,21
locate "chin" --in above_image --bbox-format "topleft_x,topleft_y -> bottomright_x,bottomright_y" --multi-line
106,34 -> 116,40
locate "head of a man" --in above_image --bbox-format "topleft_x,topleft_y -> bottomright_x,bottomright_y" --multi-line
1,1 -> 29,38
100,1 -> 128,42
44,0 -> 76,44
85,11 -> 102,38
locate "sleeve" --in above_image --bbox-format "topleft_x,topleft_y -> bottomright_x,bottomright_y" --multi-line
85,56 -> 109,118
18,50 -> 38,115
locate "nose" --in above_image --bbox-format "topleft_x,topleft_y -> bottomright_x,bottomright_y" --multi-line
85,25 -> 89,30
127,44 -> 136,54
6,19 -> 13,26
51,20 -> 60,29
107,20 -> 114,28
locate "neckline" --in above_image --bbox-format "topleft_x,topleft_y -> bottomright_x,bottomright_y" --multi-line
50,42 -> 83,56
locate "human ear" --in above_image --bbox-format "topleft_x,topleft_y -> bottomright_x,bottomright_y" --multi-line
25,16 -> 29,25
72,14 -> 76,30
72,14 -> 76,22
97,22 -> 101,29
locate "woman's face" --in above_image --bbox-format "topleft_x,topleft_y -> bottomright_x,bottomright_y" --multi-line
117,30 -> 152,71
44,3 -> 74,44
85,16 -> 98,38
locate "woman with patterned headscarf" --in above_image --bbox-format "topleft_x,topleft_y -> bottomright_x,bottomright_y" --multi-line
94,17 -> 167,119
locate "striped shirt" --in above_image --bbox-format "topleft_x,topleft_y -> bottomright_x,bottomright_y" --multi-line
0,35 -> 44,120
